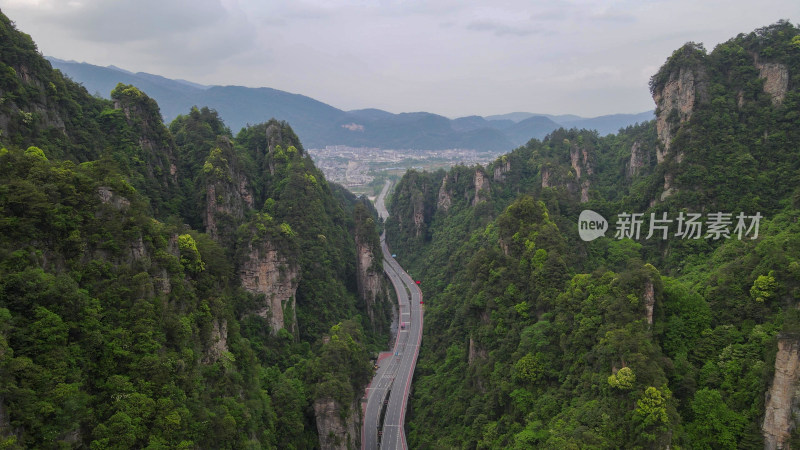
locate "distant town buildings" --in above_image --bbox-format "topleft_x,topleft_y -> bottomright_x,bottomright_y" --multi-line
307,145 -> 500,187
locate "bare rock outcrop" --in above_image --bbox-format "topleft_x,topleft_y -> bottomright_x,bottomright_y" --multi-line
437,177 -> 452,212
413,201 -> 425,237
355,235 -> 383,328
239,239 -> 299,334
540,142 -> 593,203
763,338 -> 800,449
203,319 -> 228,364
660,173 -> 676,202
627,141 -> 649,178
313,397 -> 360,450
541,168 -> 552,188
468,337 -> 488,366
97,186 -> 131,210
643,280 -> 655,325
652,58 -> 709,203
569,144 -> 593,203
754,57 -> 789,106
493,158 -> 511,182
653,66 -> 708,162
472,169 -> 490,206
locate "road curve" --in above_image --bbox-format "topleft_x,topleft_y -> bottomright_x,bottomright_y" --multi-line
363,180 -> 424,450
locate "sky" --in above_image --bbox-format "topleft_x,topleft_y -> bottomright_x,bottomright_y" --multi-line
1,0 -> 799,118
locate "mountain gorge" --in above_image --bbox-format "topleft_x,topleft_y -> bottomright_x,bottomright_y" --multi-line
48,57 -> 653,152
386,21 -> 800,448
3,5 -> 800,449
0,11 -> 391,449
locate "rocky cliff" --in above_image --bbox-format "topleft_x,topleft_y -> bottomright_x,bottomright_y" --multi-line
437,176 -> 452,212
763,338 -> 800,449
643,280 -> 655,326
493,157 -> 511,182
468,336 -> 488,366
355,238 -> 382,325
627,141 -> 649,178
111,84 -> 181,216
472,169 -> 490,206
0,18 -> 77,156
653,64 -> 708,164
754,55 -> 789,106
203,319 -> 229,364
239,238 -> 300,334
540,139 -> 593,203
569,143 -> 592,203
354,203 -> 386,330
412,198 -> 426,237
650,43 -> 709,202
313,397 -> 360,450
201,139 -> 254,241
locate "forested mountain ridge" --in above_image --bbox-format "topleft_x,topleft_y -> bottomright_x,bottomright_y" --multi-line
0,10 -> 390,449
48,57 -> 653,151
387,21 -> 800,448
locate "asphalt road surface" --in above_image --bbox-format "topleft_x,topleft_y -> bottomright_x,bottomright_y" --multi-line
363,180 -> 423,450
375,180 -> 390,220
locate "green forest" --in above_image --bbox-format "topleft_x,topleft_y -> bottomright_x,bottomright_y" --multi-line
0,11 -> 390,449
386,21 -> 800,449
3,5 -> 800,450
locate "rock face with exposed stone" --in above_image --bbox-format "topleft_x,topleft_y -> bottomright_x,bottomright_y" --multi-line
627,141 -> 649,178
239,239 -> 299,334
472,169 -> 490,206
653,65 -> 709,163
650,45 -> 710,202
437,176 -> 452,212
493,158 -> 511,182
202,140 -> 254,241
354,206 -> 387,331
313,397 -> 360,450
763,338 -> 800,450
540,142 -> 593,203
754,56 -> 789,106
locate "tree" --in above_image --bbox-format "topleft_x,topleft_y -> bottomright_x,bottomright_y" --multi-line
608,367 -> 636,390
177,234 -> 205,273
513,353 -> 544,385
750,271 -> 778,303
685,388 -> 744,449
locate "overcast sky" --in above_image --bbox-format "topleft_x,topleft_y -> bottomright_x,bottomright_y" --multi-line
2,0 -> 799,118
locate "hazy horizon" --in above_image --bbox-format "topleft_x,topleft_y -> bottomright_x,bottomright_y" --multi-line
2,0 -> 799,118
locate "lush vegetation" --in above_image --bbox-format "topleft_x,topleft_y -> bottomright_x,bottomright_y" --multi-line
387,21 -> 800,449
0,12 -> 388,449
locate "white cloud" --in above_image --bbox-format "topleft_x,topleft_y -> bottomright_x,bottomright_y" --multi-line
1,0 -> 799,117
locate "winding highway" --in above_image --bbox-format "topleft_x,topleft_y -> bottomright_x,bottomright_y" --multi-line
363,181 -> 424,450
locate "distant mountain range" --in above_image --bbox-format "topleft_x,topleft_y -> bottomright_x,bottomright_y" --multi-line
48,57 -> 654,151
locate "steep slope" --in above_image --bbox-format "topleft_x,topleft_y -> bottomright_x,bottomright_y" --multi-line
387,21 -> 800,448
0,12 -> 388,449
